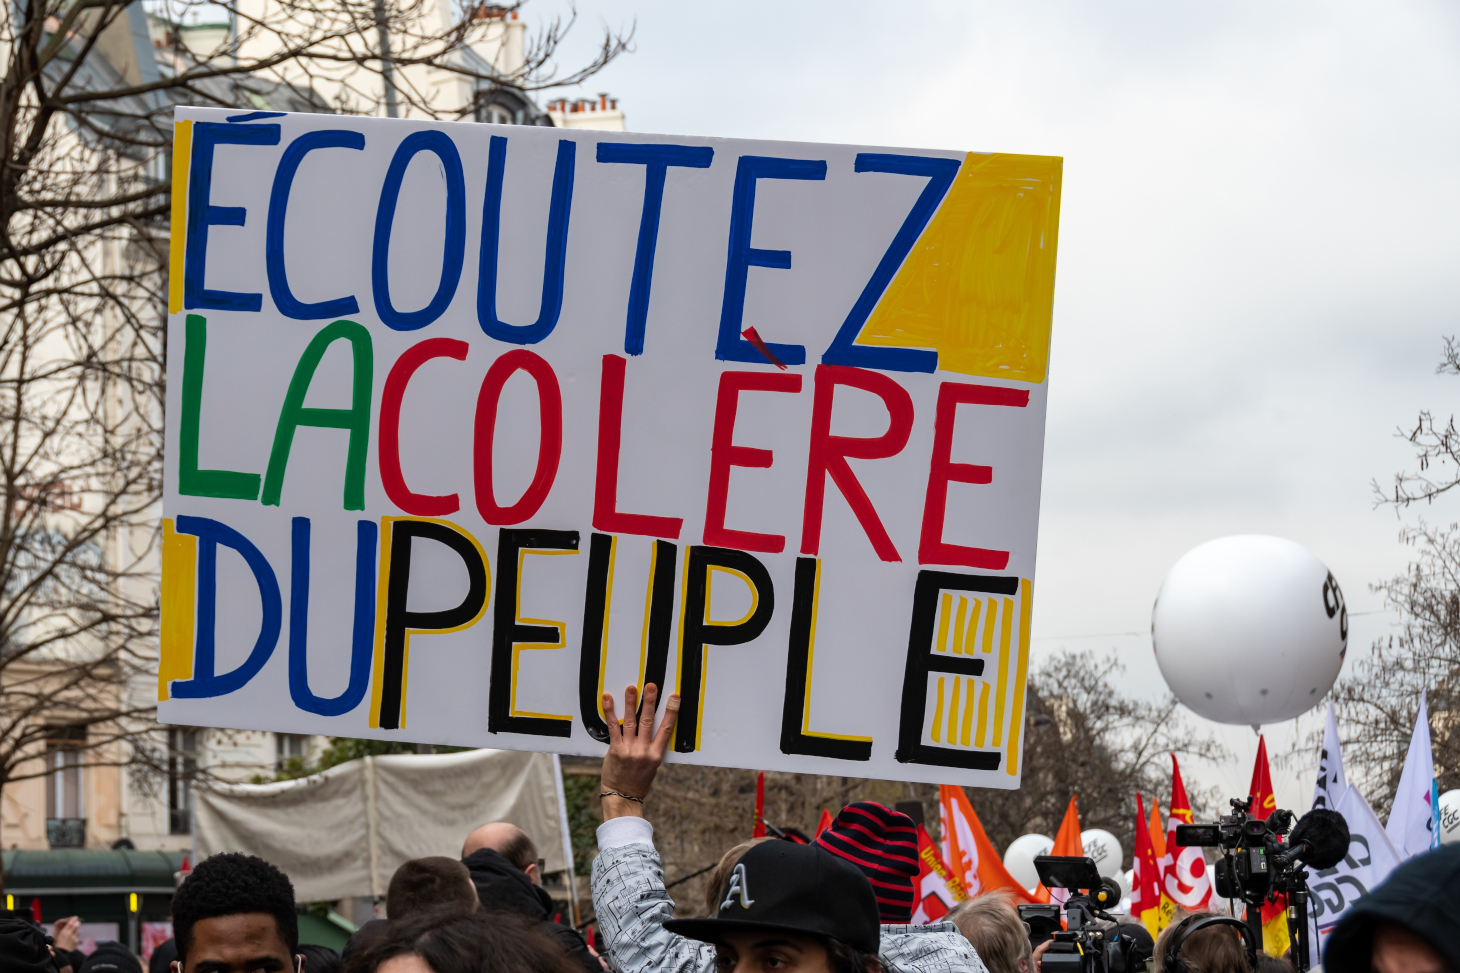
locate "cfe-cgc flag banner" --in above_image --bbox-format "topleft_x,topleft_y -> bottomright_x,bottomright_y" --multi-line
158,107 -> 1062,787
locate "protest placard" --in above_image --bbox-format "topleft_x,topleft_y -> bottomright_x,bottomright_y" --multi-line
159,107 -> 1062,787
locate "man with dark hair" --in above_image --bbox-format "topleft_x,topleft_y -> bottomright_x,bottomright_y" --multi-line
664,840 -> 886,973
386,857 -> 479,921
171,852 -> 300,973
459,823 -> 599,972
295,945 -> 341,973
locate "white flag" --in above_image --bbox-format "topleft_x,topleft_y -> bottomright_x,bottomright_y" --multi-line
1386,691 -> 1437,859
1307,784 -> 1402,962
1311,702 -> 1347,812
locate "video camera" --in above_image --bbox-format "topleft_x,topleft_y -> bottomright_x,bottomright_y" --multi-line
1017,856 -> 1153,973
1176,798 -> 1349,973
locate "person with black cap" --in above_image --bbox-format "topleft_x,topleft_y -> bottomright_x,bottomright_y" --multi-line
78,941 -> 143,973
665,839 -> 883,972
589,684 -> 987,973
146,938 -> 177,973
1323,843 -> 1460,973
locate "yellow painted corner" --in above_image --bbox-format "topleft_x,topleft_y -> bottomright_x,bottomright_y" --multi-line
857,152 -> 1063,384
159,518 -> 196,700
168,121 -> 193,316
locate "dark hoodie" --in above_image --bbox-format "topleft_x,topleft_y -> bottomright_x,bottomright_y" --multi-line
0,916 -> 54,973
1324,843 -> 1460,973
461,848 -> 598,973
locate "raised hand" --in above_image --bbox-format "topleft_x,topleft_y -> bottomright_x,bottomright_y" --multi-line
52,916 -> 81,952
599,683 -> 679,819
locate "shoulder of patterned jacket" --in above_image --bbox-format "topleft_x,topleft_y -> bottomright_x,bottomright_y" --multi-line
879,922 -> 989,973
591,841 -> 660,873
589,841 -> 715,973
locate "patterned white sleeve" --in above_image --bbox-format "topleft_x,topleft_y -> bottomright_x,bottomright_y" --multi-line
590,842 -> 716,973
879,922 -> 991,973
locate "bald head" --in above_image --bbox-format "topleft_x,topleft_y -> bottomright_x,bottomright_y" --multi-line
462,822 -> 538,874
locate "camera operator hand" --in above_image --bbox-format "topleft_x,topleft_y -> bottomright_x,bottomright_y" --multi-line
599,683 -> 679,821
1032,939 -> 1051,972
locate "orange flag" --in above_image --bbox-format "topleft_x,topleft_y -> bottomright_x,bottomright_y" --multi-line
1131,793 -> 1162,937
937,784 -> 1039,903
1163,756 -> 1212,913
815,808 -> 833,838
911,824 -> 967,924
1149,799 -> 1167,861
1149,797 -> 1175,930
1035,796 -> 1083,907
1249,736 -> 1290,956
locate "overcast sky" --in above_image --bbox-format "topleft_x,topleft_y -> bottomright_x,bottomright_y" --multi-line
538,0 -> 1460,818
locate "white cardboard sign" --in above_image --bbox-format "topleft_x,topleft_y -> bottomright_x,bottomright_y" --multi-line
159,107 -> 1062,787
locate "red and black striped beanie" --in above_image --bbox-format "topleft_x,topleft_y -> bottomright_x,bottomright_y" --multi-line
812,801 -> 920,923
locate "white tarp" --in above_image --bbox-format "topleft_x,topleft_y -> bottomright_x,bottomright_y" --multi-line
194,748 -> 568,903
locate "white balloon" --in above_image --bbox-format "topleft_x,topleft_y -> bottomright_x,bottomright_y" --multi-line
1152,535 -> 1347,726
1081,828 -> 1123,877
1003,833 -> 1053,892
1440,789 -> 1460,846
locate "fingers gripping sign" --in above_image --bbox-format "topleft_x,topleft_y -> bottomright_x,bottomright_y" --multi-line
599,683 -> 679,819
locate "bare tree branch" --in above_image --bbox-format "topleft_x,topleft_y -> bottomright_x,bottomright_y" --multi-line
0,0 -> 627,863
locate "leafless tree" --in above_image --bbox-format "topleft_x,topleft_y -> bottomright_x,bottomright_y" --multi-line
1340,337 -> 1460,815
1327,522 -> 1457,817
0,0 -> 627,871
971,649 -> 1228,862
1374,336 -> 1460,509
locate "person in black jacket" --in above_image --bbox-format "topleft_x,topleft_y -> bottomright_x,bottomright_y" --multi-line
460,823 -> 600,973
1324,843 -> 1460,973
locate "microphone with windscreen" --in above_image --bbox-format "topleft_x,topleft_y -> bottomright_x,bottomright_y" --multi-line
1275,808 -> 1350,870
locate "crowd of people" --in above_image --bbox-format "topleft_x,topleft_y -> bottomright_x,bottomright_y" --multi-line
2,684 -> 1457,973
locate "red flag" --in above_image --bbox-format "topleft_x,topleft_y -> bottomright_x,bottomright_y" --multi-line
1162,756 -> 1212,912
815,808 -> 833,838
1249,735 -> 1277,820
1037,796 -> 1083,907
752,771 -> 766,838
1249,736 -> 1290,956
1131,793 -> 1162,936
911,824 -> 967,924
937,785 -> 1039,903
30,897 -> 41,922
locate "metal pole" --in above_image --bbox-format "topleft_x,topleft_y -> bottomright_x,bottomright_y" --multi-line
1244,898 -> 1264,958
551,754 -> 580,926
372,0 -> 399,118
1289,880 -> 1311,972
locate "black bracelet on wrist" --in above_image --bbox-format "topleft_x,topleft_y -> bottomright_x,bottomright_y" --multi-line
598,790 -> 644,804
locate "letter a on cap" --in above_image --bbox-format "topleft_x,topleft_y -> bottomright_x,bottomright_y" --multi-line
721,863 -> 755,911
